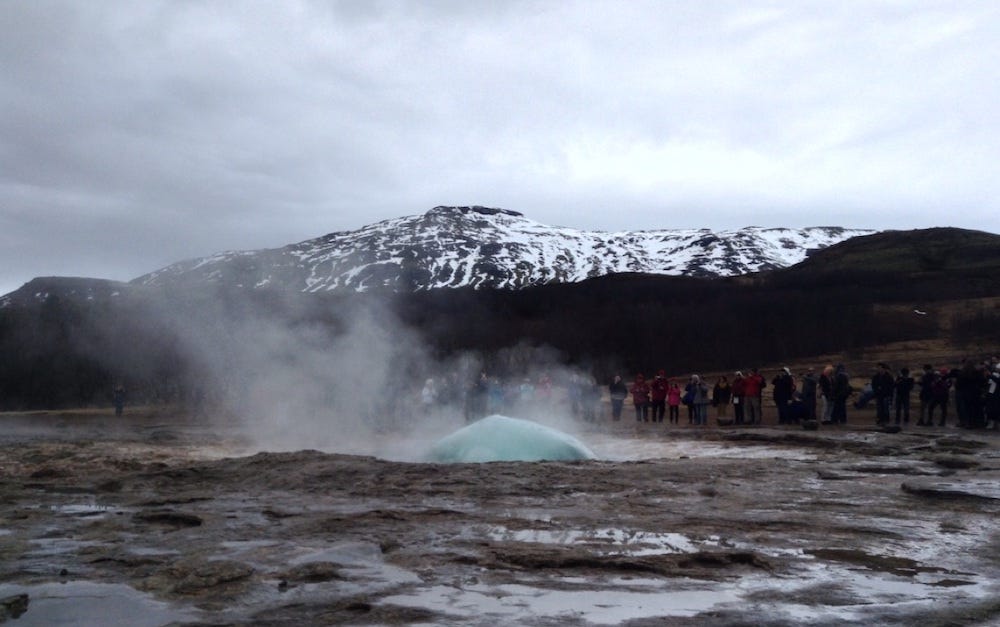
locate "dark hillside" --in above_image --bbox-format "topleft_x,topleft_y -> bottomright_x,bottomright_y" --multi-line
764,227 -> 1000,295
1,228 -> 999,409
397,272 -> 939,380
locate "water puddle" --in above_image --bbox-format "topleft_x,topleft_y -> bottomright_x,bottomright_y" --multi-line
474,522 -> 1000,623
0,581 -> 199,626
487,526 -> 704,555
49,502 -> 118,517
25,537 -> 101,558
383,580 -> 742,624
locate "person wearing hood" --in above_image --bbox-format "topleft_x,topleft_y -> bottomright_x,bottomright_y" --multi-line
631,374 -> 651,422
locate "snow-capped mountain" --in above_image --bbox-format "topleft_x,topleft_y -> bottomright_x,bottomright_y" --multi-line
133,206 -> 875,292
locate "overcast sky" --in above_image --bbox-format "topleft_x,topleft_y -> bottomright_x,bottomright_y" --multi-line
2,1 -> 998,296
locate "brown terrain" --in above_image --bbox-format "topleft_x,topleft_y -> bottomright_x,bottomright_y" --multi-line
1,376 -> 999,627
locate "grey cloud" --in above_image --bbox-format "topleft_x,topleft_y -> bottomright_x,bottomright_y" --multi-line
1,1 -> 999,295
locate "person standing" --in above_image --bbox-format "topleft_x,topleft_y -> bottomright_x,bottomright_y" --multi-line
421,378 -> 438,410
713,376 -> 732,422
872,363 -> 894,426
667,381 -> 681,424
609,375 -> 628,421
801,367 -> 818,421
731,371 -> 746,425
986,365 -> 1000,430
691,375 -> 710,426
929,369 -> 951,426
955,360 -> 985,429
744,368 -> 765,425
683,378 -> 695,424
631,374 -> 651,422
582,375 -> 601,422
832,364 -> 851,425
894,367 -> 915,426
113,384 -> 126,418
772,367 -> 795,424
917,364 -> 935,426
649,370 -> 668,423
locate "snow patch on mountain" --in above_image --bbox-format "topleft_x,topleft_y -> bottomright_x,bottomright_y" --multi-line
132,206 -> 875,292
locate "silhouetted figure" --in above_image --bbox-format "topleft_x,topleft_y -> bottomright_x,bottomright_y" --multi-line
650,370 -> 668,423
894,367 -> 914,425
832,364 -> 851,425
801,367 -> 818,421
609,375 -> 627,421
872,363 -> 894,426
113,384 -> 126,418
917,364 -> 935,426
731,371 -> 746,425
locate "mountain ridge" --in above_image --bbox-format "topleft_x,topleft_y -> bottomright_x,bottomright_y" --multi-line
130,206 -> 876,292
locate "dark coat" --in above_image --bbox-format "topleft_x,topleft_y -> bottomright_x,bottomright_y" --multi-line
713,382 -> 732,405
872,371 -> 894,399
834,369 -> 852,401
609,379 -> 628,401
801,373 -> 818,401
772,372 -> 794,403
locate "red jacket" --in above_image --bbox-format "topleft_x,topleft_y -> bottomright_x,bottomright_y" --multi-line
743,373 -> 765,397
649,375 -> 668,402
631,377 -> 650,405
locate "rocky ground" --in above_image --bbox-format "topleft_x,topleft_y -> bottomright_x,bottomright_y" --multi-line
1,409 -> 999,626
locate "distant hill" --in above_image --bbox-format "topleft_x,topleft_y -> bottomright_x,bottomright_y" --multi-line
771,227 -> 1000,280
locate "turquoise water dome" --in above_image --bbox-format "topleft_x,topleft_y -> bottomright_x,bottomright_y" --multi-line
427,415 -> 597,463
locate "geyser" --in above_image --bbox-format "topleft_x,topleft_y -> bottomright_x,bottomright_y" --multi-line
427,415 -> 596,463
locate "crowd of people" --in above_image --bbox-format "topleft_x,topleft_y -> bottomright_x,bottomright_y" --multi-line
615,358 -> 1000,431
385,356 -> 1000,433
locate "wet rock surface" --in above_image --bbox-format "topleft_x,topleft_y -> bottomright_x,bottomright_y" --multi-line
0,413 -> 999,625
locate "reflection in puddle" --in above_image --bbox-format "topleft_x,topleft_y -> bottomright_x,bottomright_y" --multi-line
0,582 -> 199,626
26,538 -> 101,558
474,523 -> 997,623
50,502 -> 117,517
487,526 -> 703,555
385,581 -> 742,624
